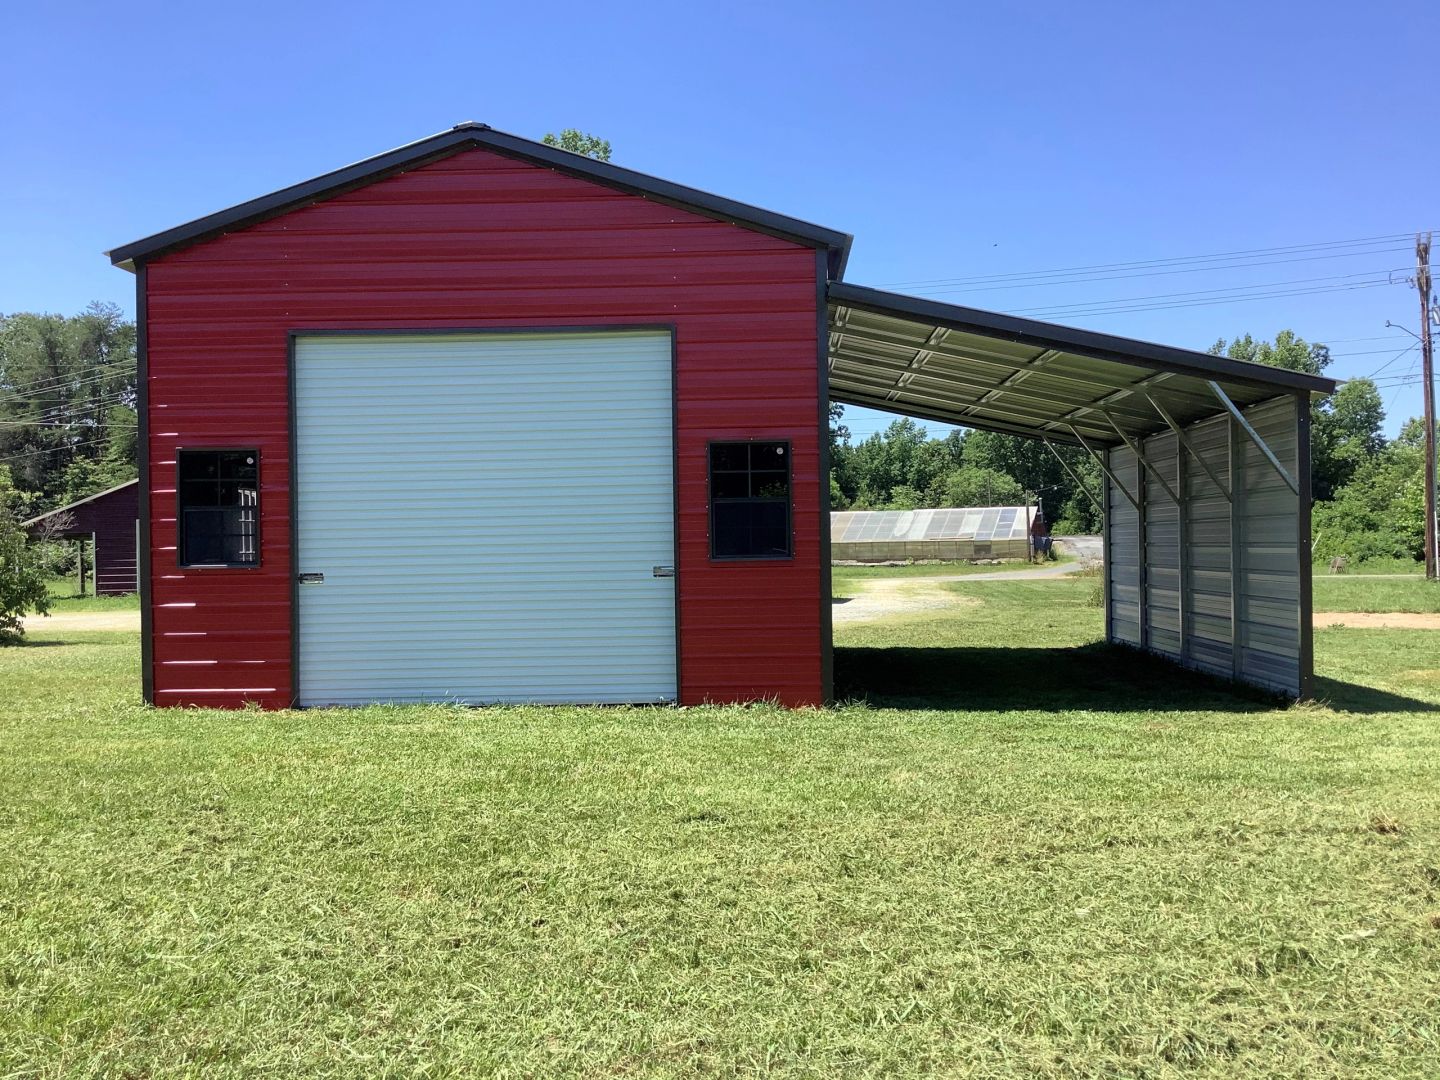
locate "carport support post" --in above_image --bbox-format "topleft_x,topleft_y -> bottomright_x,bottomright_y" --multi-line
1136,448 -> 1148,651
1229,414 -> 1246,680
1177,432 -> 1190,665
77,538 -> 87,597
1296,393 -> 1314,698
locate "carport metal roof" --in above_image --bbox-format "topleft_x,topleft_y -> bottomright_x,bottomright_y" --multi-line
827,282 -> 1336,448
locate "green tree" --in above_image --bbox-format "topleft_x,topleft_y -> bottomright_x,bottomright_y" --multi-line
0,465 -> 51,643
541,129 -> 611,161
1210,329 -> 1330,376
935,466 -> 1024,508
1312,416 -> 1431,563
1,304 -> 137,511
1312,377 -> 1386,498
1210,329 -> 1390,502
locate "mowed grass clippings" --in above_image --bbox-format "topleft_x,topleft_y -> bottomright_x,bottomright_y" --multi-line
0,580 -> 1438,1076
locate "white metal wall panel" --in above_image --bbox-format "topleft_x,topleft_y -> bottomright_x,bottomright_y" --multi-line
1105,447 -> 1141,646
294,331 -> 676,706
1235,398 -> 1301,693
1103,395 -> 1303,696
1182,415 -> 1234,678
1142,431 -> 1182,659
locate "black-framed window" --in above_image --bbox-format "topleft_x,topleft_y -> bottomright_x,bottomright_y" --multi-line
709,441 -> 792,560
177,449 -> 260,567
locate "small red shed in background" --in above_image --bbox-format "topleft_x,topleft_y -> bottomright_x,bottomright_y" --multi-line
24,479 -> 140,596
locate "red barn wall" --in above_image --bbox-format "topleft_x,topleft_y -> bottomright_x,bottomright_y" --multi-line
141,148 -> 824,708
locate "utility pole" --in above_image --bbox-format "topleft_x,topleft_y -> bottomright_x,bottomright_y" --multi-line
1418,233 -> 1437,580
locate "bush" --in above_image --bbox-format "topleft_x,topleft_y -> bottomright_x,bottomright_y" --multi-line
0,476 -> 51,643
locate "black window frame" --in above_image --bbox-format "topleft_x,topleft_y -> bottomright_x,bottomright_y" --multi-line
707,440 -> 793,561
175,447 -> 262,569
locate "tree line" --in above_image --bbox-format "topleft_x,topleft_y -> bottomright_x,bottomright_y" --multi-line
0,307 -> 1431,571
0,303 -> 138,518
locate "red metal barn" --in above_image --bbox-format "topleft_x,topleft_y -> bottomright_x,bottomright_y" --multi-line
110,124 -> 1333,708
24,480 -> 140,595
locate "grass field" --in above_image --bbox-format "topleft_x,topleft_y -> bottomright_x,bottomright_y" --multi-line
1312,574 -> 1440,614
42,577 -> 141,611
2,574 -> 1438,1076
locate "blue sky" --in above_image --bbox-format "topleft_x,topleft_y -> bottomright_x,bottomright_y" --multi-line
3,0 -> 1433,437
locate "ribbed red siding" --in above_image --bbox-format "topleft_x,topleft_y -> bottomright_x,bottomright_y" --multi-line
143,148 -> 823,708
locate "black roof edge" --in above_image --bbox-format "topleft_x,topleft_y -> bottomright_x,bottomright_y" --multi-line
107,122 -> 854,273
827,281 -> 1337,397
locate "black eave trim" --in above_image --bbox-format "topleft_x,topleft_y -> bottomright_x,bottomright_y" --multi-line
108,124 -> 852,272
136,265 -> 153,705
827,281 -> 1338,397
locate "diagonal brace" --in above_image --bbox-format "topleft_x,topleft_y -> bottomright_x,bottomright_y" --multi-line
1102,414 -> 1182,506
1068,426 -> 1140,512
1042,436 -> 1104,514
1143,392 -> 1231,501
1207,382 -> 1300,496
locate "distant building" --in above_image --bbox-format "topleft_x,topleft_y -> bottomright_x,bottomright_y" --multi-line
832,507 -> 1033,562
24,480 -> 139,595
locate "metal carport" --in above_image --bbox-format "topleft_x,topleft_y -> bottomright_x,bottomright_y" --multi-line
825,281 -> 1338,697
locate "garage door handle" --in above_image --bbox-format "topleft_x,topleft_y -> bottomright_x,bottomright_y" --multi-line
652,565 -> 675,578
298,572 -> 325,584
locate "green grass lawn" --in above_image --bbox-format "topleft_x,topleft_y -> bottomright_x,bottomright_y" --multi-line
1312,574 -> 1440,614
831,556 -> 1072,599
2,581 -> 1438,1076
43,576 -> 141,611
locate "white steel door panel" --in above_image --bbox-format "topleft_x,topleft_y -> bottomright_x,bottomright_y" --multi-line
294,331 -> 676,705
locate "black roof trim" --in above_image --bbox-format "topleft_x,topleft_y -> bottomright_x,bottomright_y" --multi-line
108,123 -> 853,275
827,281 -> 1337,396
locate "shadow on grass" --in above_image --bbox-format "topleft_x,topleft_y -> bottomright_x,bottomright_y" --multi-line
836,643 -> 1436,715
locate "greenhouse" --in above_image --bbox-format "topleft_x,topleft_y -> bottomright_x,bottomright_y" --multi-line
831,507 -> 1034,562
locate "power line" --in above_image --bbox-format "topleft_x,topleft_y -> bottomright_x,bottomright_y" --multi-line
1,366 -> 136,403
1007,268 -> 1405,316
901,247 -> 1411,297
878,231 -> 1426,289
1362,343 -> 1420,380
0,435 -> 120,463
1022,279 -> 1400,320
0,358 -> 136,397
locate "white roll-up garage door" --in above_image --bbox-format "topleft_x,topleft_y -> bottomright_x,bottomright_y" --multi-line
293,330 -> 676,706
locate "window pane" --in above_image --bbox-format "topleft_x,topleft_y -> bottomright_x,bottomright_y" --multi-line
219,451 -> 258,481
752,471 -> 788,499
712,472 -> 749,500
708,441 -> 791,559
179,454 -> 220,482
179,450 -> 259,566
751,442 -> 787,470
710,443 -> 749,472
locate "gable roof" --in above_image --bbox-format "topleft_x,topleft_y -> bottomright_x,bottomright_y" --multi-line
22,478 -> 139,529
107,123 -> 853,276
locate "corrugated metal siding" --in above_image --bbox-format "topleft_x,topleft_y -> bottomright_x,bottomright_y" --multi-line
1104,395 -> 1303,696
1235,398 -> 1301,693
1106,448 -> 1141,646
143,147 -> 822,708
1183,415 -> 1234,678
294,332 -> 676,705
1142,432 -> 1182,659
